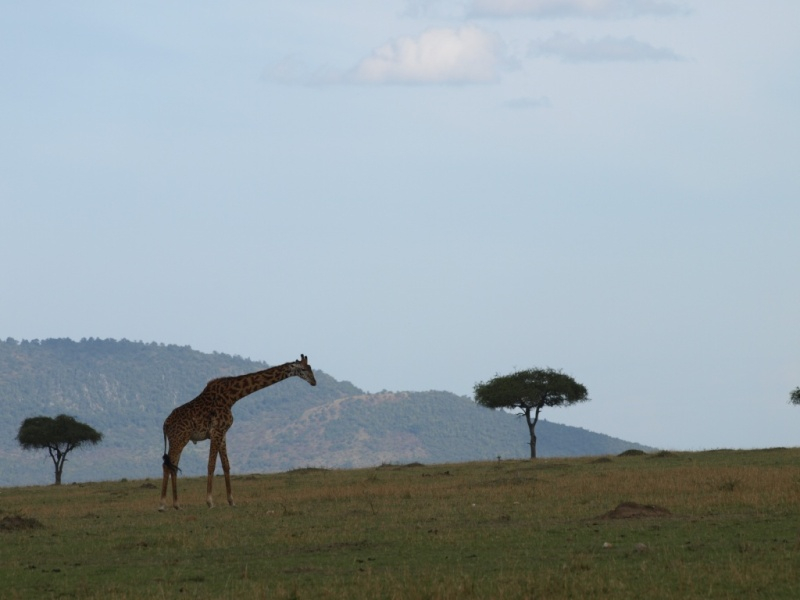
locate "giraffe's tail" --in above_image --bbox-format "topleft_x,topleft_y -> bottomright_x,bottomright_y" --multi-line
162,453 -> 181,474
162,428 -> 181,474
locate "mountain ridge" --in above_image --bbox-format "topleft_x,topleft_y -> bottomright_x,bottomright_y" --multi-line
0,338 -> 654,486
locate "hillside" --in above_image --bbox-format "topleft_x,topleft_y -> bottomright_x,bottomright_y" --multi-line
0,338 -> 654,486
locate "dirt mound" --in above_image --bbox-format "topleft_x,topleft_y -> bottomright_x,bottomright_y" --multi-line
600,502 -> 671,520
1,515 -> 43,531
377,462 -> 425,470
286,467 -> 329,475
618,449 -> 646,457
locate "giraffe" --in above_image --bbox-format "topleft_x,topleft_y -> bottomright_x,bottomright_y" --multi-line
159,354 -> 316,511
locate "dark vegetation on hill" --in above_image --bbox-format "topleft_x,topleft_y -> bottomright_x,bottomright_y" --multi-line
0,338 -> 653,486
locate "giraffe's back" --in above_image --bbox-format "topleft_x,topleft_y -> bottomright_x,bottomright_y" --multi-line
164,392 -> 233,445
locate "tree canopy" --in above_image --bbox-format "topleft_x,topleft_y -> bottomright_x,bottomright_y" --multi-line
16,414 -> 103,484
474,368 -> 589,459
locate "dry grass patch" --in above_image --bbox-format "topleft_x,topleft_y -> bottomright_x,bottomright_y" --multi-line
0,515 -> 44,531
600,501 -> 672,519
2,449 -> 800,599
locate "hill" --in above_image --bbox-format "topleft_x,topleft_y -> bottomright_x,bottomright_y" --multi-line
0,338 -> 654,486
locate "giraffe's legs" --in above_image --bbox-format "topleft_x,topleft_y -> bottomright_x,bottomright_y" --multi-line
218,438 -> 236,507
207,438 -> 219,508
159,463 -> 170,512
169,462 -> 180,509
159,445 -> 182,511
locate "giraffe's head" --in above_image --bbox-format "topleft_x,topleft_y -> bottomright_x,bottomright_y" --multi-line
293,354 -> 317,386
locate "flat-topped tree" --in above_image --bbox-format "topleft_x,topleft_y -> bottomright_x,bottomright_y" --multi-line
474,368 -> 589,459
16,414 -> 103,484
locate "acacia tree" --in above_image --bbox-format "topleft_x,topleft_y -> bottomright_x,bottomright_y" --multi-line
791,388 -> 800,405
474,368 -> 589,459
16,414 -> 103,484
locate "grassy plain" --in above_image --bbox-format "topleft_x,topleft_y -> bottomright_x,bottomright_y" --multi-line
2,448 -> 800,599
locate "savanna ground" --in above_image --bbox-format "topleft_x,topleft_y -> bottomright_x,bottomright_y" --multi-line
2,448 -> 800,599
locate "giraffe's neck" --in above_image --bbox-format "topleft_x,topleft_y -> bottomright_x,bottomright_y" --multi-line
210,363 -> 297,406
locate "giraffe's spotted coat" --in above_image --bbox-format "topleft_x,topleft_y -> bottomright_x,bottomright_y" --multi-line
159,354 -> 316,511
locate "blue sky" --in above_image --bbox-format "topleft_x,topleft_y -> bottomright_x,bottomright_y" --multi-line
2,1 -> 799,451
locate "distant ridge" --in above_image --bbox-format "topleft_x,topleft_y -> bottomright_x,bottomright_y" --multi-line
0,338 -> 654,486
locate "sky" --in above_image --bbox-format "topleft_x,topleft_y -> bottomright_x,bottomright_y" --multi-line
2,1 -> 799,452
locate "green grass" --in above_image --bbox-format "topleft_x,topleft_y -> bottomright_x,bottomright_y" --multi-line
2,448 -> 800,599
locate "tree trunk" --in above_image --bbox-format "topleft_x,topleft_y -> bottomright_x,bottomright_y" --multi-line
49,446 -> 65,485
525,405 -> 542,459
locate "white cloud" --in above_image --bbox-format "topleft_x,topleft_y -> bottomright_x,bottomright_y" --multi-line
264,26 -> 511,86
469,0 -> 687,18
350,26 -> 511,84
530,33 -> 682,61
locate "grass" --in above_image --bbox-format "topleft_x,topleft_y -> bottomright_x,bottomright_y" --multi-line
2,448 -> 800,599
